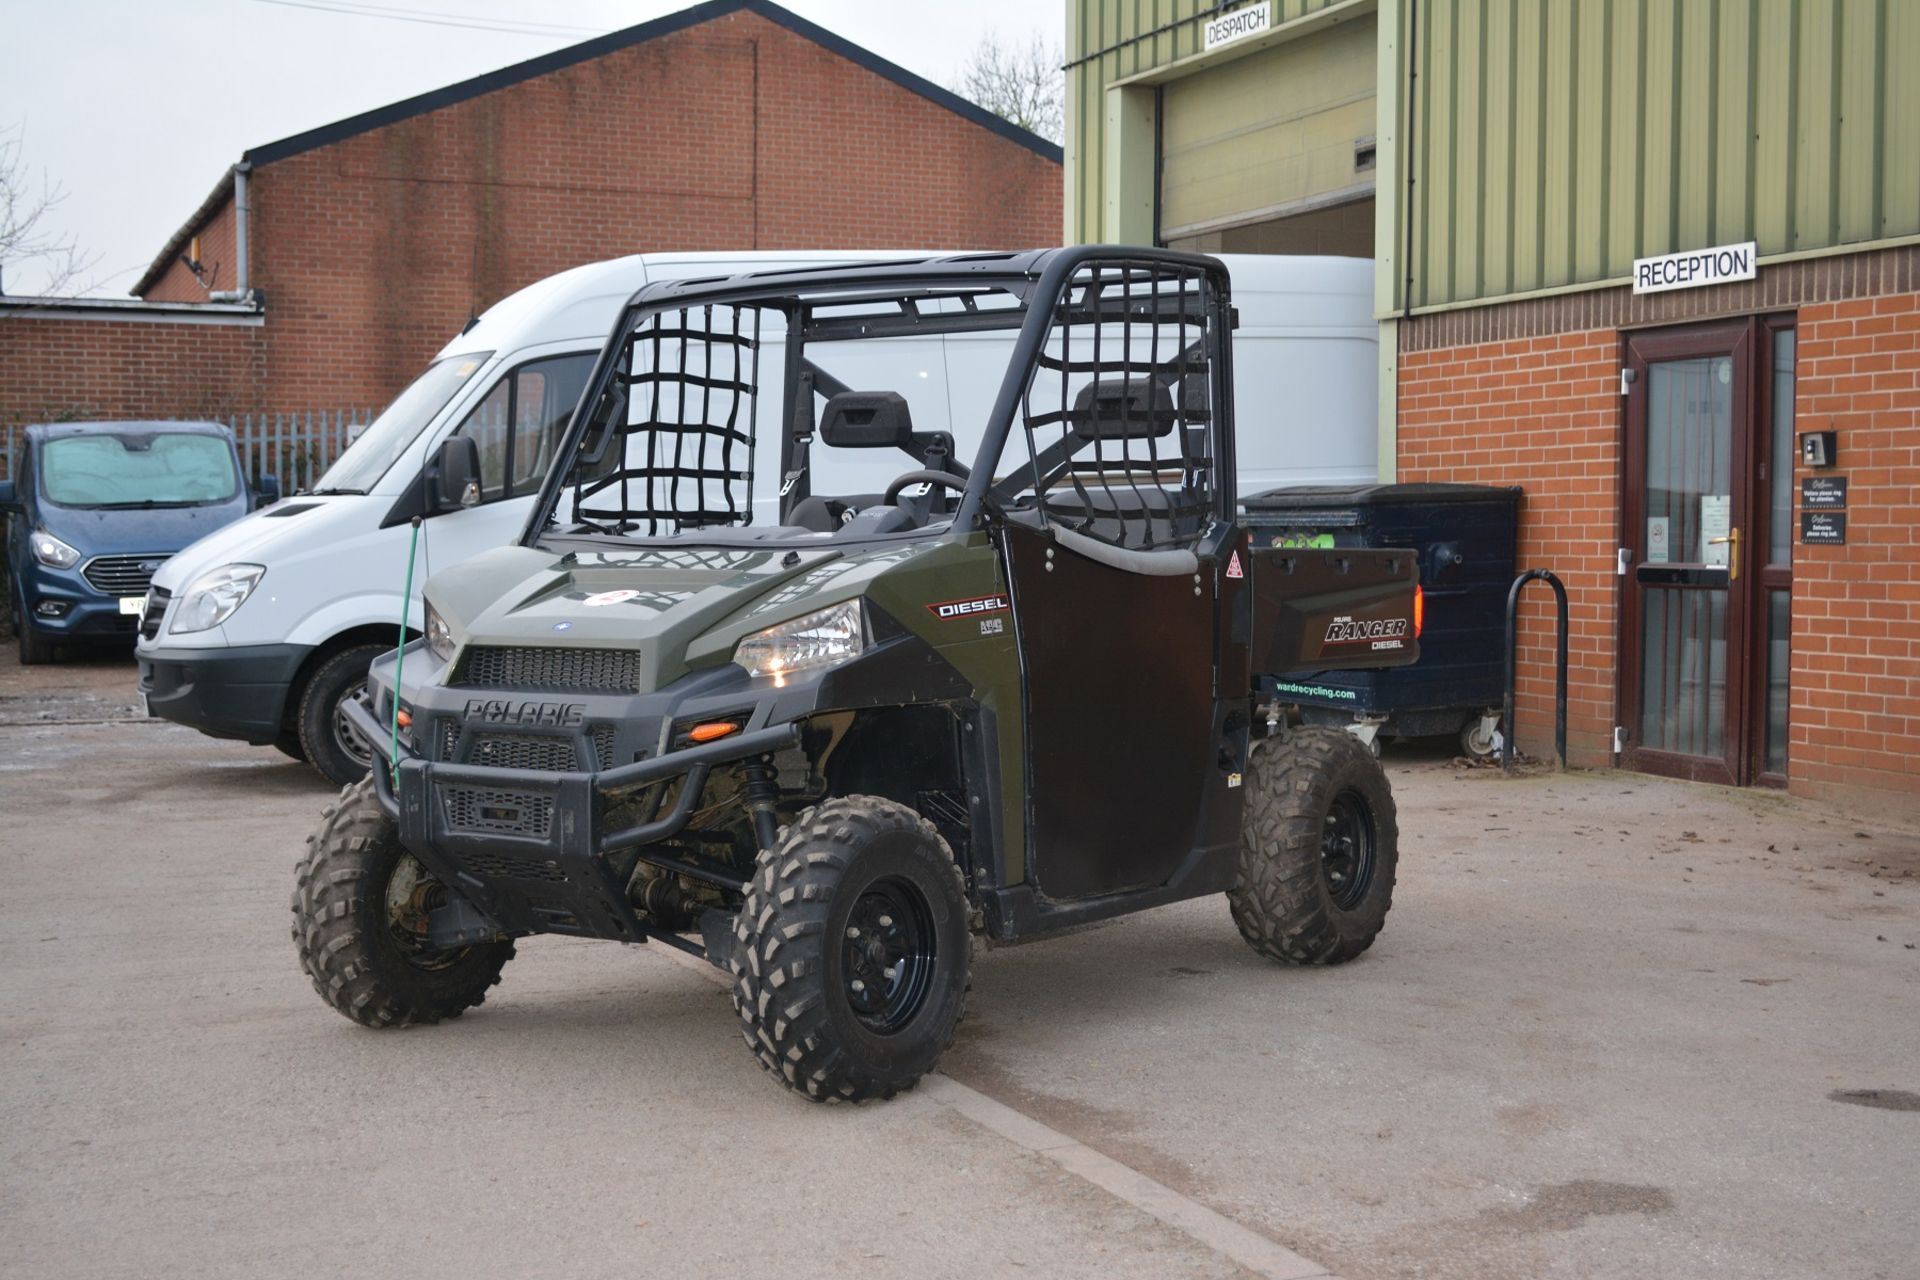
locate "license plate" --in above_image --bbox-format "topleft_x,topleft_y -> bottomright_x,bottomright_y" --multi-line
120,596 -> 145,616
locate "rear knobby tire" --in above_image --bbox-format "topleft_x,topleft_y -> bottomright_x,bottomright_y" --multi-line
1229,726 -> 1398,965
297,643 -> 386,786
291,775 -> 514,1027
730,796 -> 971,1103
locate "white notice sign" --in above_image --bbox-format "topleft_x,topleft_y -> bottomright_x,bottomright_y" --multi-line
1203,1 -> 1274,52
1633,241 -> 1757,295
1700,496 -> 1732,567
1647,516 -> 1670,564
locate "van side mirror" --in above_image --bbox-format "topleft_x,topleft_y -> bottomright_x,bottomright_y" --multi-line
428,437 -> 483,513
0,479 -> 18,515
254,473 -> 281,508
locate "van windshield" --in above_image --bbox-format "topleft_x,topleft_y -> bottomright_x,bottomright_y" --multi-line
311,353 -> 492,494
41,432 -> 240,508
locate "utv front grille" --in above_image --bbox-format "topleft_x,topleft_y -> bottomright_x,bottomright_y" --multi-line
466,733 -> 579,773
460,849 -> 570,884
456,646 -> 641,692
439,783 -> 555,839
139,587 -> 172,641
84,554 -> 167,597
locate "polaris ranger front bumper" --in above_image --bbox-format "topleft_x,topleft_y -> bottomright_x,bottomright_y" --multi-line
341,694 -> 797,944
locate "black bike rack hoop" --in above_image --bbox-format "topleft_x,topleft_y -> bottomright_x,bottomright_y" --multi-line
1503,569 -> 1569,774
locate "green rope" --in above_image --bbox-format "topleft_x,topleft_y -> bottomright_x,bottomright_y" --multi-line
390,516 -> 422,787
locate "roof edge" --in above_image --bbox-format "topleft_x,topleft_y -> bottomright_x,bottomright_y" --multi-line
238,0 -> 1062,168
130,168 -> 237,298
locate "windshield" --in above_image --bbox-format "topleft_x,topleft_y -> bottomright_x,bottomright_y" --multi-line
311,353 -> 491,494
41,432 -> 239,508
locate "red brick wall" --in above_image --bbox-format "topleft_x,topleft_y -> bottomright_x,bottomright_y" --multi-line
1788,291 -> 1920,811
151,7 -> 1062,412
1398,255 -> 1920,819
1398,334 -> 1621,766
0,318 -> 267,450
144,198 -> 240,303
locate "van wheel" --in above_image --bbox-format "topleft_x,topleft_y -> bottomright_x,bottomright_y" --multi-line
1229,727 -> 1398,965
273,727 -> 309,763
297,644 -> 387,786
730,796 -> 971,1102
14,596 -> 56,666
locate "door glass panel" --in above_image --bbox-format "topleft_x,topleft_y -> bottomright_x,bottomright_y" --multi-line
456,378 -> 512,501
1640,587 -> 1727,757
1769,330 -> 1796,565
1764,591 -> 1790,774
1639,355 -> 1732,760
1644,358 -> 1733,564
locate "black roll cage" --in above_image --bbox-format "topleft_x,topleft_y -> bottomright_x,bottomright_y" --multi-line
518,245 -> 1240,548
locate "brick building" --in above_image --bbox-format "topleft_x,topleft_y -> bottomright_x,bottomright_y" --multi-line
1068,0 -> 1920,819
2,0 -> 1060,448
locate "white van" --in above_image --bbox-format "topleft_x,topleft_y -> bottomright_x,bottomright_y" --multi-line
136,251 -> 1377,783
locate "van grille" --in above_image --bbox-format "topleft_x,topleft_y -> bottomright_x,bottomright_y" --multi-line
84,554 -> 167,597
456,646 -> 640,692
139,587 -> 172,641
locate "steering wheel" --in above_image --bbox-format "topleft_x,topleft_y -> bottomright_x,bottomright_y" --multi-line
883,470 -> 969,506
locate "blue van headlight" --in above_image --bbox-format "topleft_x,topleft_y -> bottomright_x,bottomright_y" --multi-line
171,563 -> 266,634
29,530 -> 81,569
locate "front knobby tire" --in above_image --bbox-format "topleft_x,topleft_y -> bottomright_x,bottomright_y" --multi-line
1230,726 -> 1399,965
730,796 -> 971,1103
291,776 -> 515,1027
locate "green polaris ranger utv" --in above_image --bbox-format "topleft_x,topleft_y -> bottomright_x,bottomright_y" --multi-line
293,248 -> 1420,1101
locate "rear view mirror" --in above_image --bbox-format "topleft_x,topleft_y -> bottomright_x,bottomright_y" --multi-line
428,436 -> 482,512
820,391 -> 914,449
254,473 -> 281,507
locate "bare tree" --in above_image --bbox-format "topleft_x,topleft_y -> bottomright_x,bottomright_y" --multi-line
955,32 -> 1064,146
0,124 -> 98,298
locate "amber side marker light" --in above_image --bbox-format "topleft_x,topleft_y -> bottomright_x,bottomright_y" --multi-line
687,721 -> 740,744
396,708 -> 413,728
1413,584 -> 1425,638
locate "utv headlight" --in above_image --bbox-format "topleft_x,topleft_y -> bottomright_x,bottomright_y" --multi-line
734,600 -> 865,686
29,529 -> 81,569
170,563 -> 265,634
424,600 -> 456,665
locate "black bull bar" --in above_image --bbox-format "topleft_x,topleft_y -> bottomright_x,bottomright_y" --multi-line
342,696 -> 798,943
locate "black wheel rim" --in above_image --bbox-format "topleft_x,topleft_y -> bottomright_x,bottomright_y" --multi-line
384,852 -> 468,971
1321,789 -> 1377,911
840,876 -> 937,1035
335,677 -> 374,768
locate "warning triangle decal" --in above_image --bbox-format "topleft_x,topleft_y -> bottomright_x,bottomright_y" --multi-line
1225,550 -> 1244,579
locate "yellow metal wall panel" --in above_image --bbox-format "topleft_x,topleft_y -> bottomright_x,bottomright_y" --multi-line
1158,16 -> 1377,235
1752,0 -> 1795,252
1794,0 -> 1837,249
1887,0 -> 1920,238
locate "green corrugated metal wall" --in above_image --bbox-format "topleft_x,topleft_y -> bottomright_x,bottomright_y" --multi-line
1396,0 -> 1919,309
1066,0 -> 1354,245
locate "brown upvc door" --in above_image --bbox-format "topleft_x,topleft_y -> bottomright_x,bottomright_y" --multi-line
1619,316 -> 1794,787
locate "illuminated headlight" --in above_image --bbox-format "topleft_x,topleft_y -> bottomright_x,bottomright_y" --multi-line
734,600 -> 865,686
170,563 -> 265,634
424,600 -> 456,665
29,530 -> 80,569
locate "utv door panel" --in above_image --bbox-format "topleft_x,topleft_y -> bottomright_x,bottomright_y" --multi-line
1003,523 -> 1215,900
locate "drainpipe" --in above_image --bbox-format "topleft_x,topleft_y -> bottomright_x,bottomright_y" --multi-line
209,162 -> 254,304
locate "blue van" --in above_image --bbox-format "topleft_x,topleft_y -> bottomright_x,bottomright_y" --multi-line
1,421 -> 275,664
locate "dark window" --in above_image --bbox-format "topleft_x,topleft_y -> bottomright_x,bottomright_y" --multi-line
454,353 -> 595,502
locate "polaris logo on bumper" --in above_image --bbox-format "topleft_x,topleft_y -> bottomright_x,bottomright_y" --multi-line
1322,616 -> 1409,651
462,699 -> 586,727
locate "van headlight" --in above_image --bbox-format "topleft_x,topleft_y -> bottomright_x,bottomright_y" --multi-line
424,600 -> 456,665
170,563 -> 265,634
29,530 -> 81,569
733,600 -> 865,687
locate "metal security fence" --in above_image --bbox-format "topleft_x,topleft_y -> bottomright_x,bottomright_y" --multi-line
2,409 -> 375,492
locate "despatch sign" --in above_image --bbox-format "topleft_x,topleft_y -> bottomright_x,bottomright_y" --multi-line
1203,1 -> 1274,52
1632,241 -> 1757,295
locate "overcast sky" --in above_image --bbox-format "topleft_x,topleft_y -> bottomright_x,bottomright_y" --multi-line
0,0 -> 1062,297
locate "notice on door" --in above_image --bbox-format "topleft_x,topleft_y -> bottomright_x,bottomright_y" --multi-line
1646,516 -> 1671,563
1700,495 -> 1732,567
